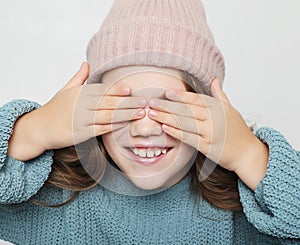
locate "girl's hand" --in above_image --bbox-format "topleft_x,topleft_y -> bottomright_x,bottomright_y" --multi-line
149,79 -> 269,189
8,62 -> 146,161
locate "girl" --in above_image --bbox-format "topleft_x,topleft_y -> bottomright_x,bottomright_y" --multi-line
1,0 -> 299,244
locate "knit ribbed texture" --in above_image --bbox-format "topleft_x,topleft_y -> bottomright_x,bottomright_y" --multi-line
86,0 -> 225,95
239,127 -> 300,239
0,99 -> 40,165
0,100 -> 53,203
0,100 -> 299,244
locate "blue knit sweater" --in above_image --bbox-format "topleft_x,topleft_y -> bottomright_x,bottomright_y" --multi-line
0,100 -> 299,245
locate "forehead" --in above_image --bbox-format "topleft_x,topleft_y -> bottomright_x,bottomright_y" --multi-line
102,66 -> 187,93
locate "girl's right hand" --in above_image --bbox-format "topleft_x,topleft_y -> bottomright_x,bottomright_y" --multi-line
8,62 -> 146,161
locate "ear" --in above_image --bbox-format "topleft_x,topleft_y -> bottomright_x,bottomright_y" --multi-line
211,78 -> 230,104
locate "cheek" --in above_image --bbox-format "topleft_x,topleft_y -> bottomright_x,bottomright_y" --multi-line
102,133 -> 120,167
176,144 -> 197,164
102,133 -> 117,159
102,133 -> 112,150
102,128 -> 123,150
102,129 -> 127,161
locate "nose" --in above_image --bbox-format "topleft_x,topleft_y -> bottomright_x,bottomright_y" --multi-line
129,107 -> 163,137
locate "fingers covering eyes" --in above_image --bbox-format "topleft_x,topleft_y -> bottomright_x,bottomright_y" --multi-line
150,99 -> 209,121
88,108 -> 145,125
149,109 -> 208,136
165,90 -> 215,107
76,95 -> 146,110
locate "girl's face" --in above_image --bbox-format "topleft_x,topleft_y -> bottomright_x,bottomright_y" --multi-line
102,66 -> 197,190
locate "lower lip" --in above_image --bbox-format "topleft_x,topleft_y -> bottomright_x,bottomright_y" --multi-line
125,148 -> 172,166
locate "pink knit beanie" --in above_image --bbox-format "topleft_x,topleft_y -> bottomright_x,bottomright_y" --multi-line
86,0 -> 225,94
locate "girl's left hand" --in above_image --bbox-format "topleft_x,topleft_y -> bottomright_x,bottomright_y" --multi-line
148,79 -> 264,173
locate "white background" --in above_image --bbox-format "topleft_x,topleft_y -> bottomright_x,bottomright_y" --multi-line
0,0 -> 300,244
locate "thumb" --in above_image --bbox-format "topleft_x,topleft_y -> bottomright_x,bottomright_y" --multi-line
63,62 -> 90,90
211,79 -> 230,104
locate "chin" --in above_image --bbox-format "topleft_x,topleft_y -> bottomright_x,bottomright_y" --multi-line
126,174 -> 169,190
126,172 -> 184,191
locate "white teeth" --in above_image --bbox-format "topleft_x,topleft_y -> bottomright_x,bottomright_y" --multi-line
139,150 -> 146,158
154,149 -> 162,156
131,148 -> 168,158
146,150 -> 154,158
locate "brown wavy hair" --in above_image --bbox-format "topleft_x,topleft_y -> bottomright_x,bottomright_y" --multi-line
31,72 -> 242,211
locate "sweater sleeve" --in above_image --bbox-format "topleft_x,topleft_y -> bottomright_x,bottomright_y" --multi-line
0,99 -> 53,204
238,127 -> 300,240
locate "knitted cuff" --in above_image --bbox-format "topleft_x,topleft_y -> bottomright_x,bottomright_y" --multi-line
0,152 -> 53,203
0,99 -> 40,167
238,127 -> 300,238
254,127 -> 300,213
0,99 -> 54,203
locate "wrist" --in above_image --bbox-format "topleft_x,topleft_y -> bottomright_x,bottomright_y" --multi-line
8,108 -> 48,161
233,136 -> 269,190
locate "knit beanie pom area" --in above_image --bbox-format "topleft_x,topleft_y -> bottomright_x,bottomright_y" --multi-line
86,0 -> 225,95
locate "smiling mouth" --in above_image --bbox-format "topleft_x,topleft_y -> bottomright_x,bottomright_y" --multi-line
130,147 -> 170,157
125,147 -> 173,165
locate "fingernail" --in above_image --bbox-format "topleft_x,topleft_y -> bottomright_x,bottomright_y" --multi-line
136,109 -> 145,117
162,124 -> 169,130
139,99 -> 147,106
149,99 -> 158,107
165,91 -> 175,100
149,109 -> 157,117
122,87 -> 131,95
